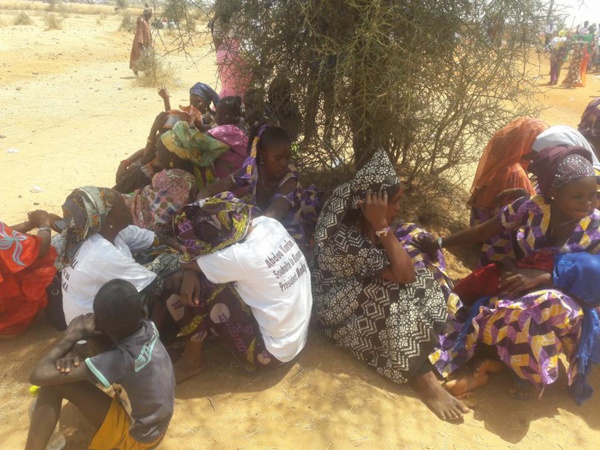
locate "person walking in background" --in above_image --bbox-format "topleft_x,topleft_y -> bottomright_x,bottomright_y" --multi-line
130,8 -> 153,76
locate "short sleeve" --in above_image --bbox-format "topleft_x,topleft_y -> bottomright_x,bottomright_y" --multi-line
196,246 -> 247,284
85,348 -> 131,389
273,173 -> 299,208
97,249 -> 156,292
498,197 -> 530,230
115,225 -> 155,253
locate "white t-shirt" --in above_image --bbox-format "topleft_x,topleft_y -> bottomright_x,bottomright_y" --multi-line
62,226 -> 157,324
196,216 -> 312,362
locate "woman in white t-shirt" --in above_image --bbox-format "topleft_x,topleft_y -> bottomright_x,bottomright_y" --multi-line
171,196 -> 312,383
53,187 -> 185,327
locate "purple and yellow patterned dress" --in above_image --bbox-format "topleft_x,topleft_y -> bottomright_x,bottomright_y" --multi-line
431,195 -> 600,393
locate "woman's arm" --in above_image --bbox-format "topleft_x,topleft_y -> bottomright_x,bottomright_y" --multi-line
196,169 -> 240,200
26,210 -> 53,257
360,191 -> 416,284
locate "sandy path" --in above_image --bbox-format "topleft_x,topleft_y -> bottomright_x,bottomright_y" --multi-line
2,7 -> 600,449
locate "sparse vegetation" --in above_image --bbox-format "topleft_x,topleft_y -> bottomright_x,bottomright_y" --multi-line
119,10 -> 135,32
13,12 -> 33,25
134,49 -> 177,88
44,12 -> 63,30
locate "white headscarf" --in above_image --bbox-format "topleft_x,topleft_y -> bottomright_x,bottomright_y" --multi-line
532,125 -> 600,170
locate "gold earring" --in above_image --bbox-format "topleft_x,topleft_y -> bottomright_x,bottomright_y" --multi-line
169,161 -> 175,168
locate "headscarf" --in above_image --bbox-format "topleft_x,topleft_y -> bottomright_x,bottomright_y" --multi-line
315,149 -> 400,245
174,196 -> 256,260
469,117 -> 548,209
578,98 -> 600,139
189,82 -> 220,110
529,146 -> 594,201
553,252 -> 600,405
532,125 -> 600,170
54,187 -> 115,270
160,121 -> 229,168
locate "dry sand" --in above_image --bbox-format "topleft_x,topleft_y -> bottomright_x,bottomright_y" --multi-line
1,5 -> 600,449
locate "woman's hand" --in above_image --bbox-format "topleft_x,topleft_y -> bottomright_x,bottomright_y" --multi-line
413,235 -> 440,260
27,210 -> 51,228
180,270 -> 201,307
499,268 -> 552,296
357,190 -> 389,231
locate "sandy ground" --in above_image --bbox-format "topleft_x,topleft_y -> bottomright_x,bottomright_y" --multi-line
2,5 -> 600,449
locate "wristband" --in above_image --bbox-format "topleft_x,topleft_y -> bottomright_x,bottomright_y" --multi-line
375,226 -> 391,238
37,226 -> 51,234
437,237 -> 443,249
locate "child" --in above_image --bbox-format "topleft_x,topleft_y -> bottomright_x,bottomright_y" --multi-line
197,124 -> 321,251
25,280 -> 175,450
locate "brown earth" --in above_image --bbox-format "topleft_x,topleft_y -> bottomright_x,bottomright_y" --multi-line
1,4 -> 600,449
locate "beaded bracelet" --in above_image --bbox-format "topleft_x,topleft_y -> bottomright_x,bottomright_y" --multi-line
375,226 -> 391,238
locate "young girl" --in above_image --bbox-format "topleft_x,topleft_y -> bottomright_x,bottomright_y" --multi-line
197,124 -> 320,251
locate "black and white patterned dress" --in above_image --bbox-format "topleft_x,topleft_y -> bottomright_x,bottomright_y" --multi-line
312,150 -> 449,383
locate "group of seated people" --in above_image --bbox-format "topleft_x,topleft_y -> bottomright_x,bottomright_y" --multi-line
3,85 -> 600,447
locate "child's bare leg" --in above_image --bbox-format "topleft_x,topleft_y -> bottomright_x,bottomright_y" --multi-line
25,381 -> 111,450
173,333 -> 205,384
474,359 -> 505,377
444,373 -> 490,397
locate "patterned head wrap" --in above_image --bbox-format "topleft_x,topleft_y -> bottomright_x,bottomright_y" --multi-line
532,125 -> 600,170
530,146 -> 594,201
578,98 -> 600,139
174,196 -> 256,260
315,149 -> 400,244
551,154 -> 596,190
54,187 -> 115,270
160,121 -> 229,167
189,82 -> 220,109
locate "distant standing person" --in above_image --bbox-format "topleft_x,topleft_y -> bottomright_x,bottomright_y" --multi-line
544,19 -> 557,49
130,8 -> 153,76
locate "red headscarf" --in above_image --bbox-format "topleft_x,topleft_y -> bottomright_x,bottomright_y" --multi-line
469,117 -> 548,209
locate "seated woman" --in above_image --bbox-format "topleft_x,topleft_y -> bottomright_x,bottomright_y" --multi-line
469,118 -> 548,267
312,149 -> 469,421
0,211 -> 56,337
115,106 -> 202,194
422,146 -> 600,403
123,121 -> 228,234
197,125 -> 320,252
169,196 -> 312,383
207,96 -> 249,168
54,187 -> 184,326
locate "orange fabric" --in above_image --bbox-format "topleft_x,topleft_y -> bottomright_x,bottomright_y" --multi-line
0,222 -> 56,336
469,117 -> 549,209
88,398 -> 163,450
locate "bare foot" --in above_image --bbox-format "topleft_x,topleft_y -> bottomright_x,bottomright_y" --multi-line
444,373 -> 489,397
474,359 -> 504,377
173,356 -> 204,384
411,371 -> 470,421
508,380 -> 537,400
174,338 -> 204,384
